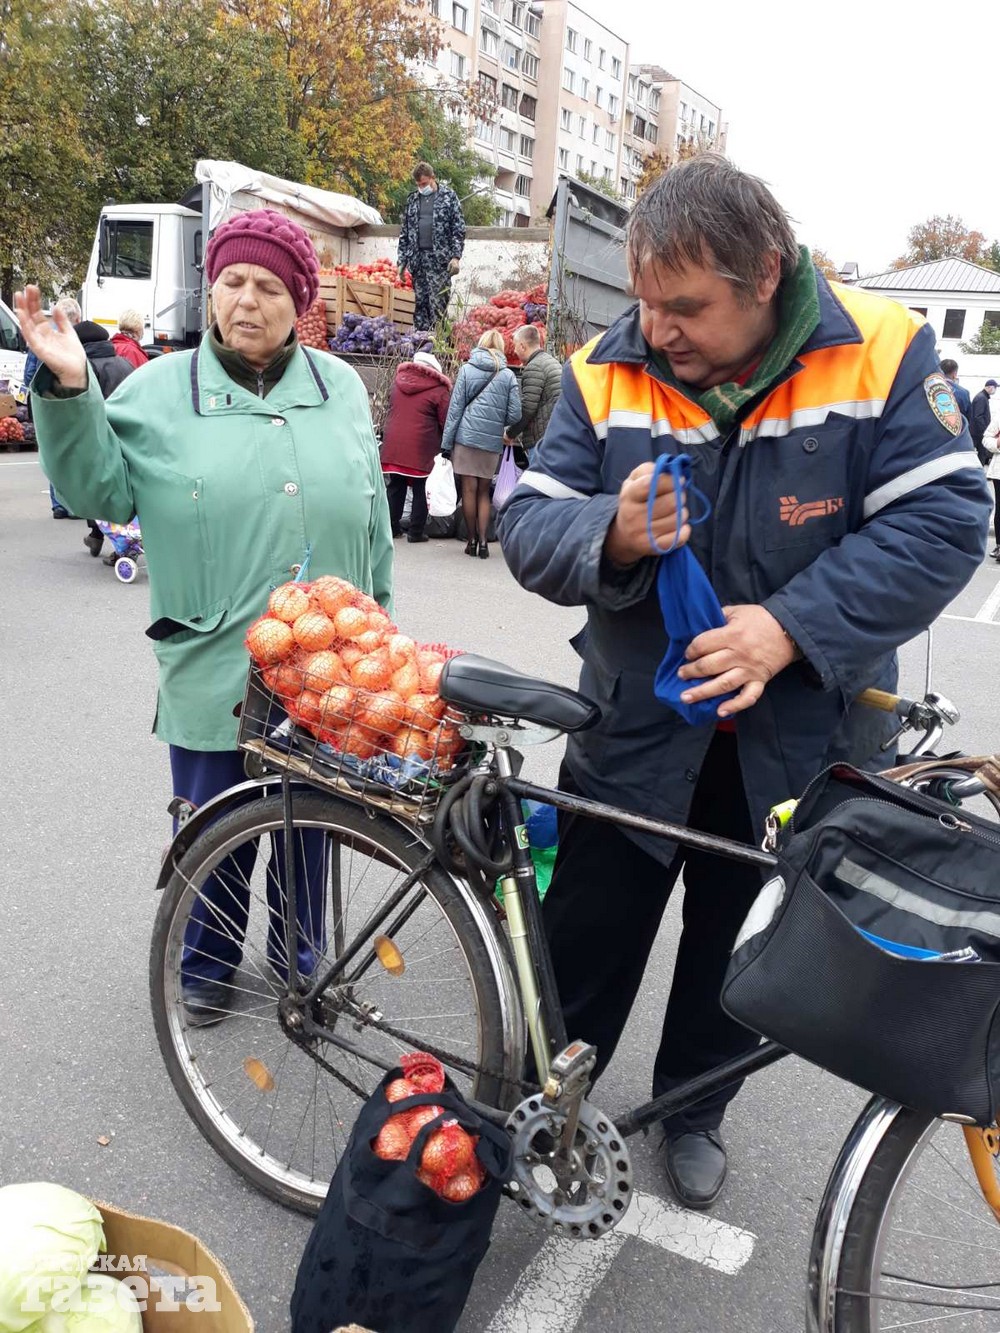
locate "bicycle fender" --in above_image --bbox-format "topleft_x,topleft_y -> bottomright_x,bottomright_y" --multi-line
154,777 -> 316,892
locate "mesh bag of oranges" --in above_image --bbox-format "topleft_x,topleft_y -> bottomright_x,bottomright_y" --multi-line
244,576 -> 467,791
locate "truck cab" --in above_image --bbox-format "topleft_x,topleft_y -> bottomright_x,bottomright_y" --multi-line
0,297 -> 27,396
81,203 -> 203,349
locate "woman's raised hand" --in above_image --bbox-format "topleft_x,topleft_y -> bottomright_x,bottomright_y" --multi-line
14,287 -> 88,390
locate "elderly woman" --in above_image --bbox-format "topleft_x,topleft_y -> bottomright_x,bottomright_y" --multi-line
110,308 -> 150,368
16,209 -> 393,1022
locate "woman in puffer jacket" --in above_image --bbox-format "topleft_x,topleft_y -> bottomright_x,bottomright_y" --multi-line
441,330 -> 521,558
380,350 -> 452,543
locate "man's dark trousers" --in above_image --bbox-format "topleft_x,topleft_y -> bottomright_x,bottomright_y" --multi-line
542,730 -> 763,1132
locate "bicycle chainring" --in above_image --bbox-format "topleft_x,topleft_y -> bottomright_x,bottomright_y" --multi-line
505,1095 -> 634,1238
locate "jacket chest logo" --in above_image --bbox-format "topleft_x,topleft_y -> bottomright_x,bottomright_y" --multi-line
779,495 -> 845,526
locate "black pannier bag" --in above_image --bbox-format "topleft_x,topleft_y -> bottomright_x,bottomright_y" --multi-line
290,1070 -> 513,1333
721,763 -> 1000,1124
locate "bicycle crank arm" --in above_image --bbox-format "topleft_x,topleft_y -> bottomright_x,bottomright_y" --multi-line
543,1040 -> 598,1163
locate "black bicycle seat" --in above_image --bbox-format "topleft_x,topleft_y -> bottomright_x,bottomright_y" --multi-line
439,654 -> 601,733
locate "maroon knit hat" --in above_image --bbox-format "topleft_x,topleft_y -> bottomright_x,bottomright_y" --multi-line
205,209 -> 320,316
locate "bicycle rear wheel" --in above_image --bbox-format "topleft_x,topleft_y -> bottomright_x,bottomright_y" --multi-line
150,790 -> 517,1213
827,1106 -> 1000,1331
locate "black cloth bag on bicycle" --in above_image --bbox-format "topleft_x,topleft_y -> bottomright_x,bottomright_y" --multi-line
290,1070 -> 512,1333
721,763 -> 1000,1124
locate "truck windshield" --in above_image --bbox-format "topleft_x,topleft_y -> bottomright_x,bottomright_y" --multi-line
0,303 -> 23,352
98,220 -> 154,279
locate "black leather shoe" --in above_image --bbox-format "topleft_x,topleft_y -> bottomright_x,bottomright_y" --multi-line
181,979 -> 233,1027
407,531 -> 429,543
52,507 -> 69,519
464,539 -> 477,556
478,541 -> 490,559
663,1130 -> 727,1210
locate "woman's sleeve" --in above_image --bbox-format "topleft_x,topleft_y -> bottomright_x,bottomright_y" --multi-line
441,369 -> 466,452
365,418 -> 395,615
505,371 -> 522,428
31,365 -> 138,522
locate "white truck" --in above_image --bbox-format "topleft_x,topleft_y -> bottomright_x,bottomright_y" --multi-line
80,159 -> 382,350
0,297 -> 28,394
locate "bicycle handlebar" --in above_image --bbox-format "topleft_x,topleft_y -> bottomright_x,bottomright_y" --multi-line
856,687 -> 909,714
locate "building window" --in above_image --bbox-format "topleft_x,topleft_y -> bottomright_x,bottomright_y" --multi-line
634,115 -> 646,139
603,166 -> 613,182
503,41 -> 520,70
508,1 -> 524,26
501,81 -> 518,110
481,0 -> 497,11
679,101 -> 687,120
620,176 -> 629,195
590,159 -> 598,175
576,153 -> 584,172
479,71 -> 497,99
519,93 -> 536,120
598,47 -> 606,68
645,121 -> 657,142
498,125 -> 515,151
563,66 -> 575,92
519,134 -> 534,159
583,37 -> 592,60
566,27 -> 578,52
480,26 -> 498,55
700,113 -> 707,131
452,2 -> 467,30
708,120 -> 716,139
943,309 -> 967,339
637,82 -> 647,105
525,11 -> 540,36
428,0 -> 440,14
592,124 -> 599,144
475,119 -> 495,143
606,129 -> 615,151
611,56 -> 622,79
522,52 -> 538,78
450,50 -> 466,77
985,310 -> 1000,329
608,93 -> 619,117
561,107 -> 572,131
515,173 -> 532,196
595,85 -> 604,108
559,148 -> 569,169
577,114 -> 586,136
628,73 -> 637,97
580,76 -> 589,100
650,90 -> 660,113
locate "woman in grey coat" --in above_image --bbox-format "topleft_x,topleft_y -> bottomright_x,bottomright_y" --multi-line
441,330 -> 521,557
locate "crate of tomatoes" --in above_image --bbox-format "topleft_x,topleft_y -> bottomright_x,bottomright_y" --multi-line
239,576 -> 469,815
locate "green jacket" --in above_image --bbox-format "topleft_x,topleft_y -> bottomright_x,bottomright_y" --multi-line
508,348 -> 562,449
33,336 -> 394,750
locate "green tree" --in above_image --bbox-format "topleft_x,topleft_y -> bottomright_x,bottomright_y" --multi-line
960,321 -> 1000,355
380,94 -> 499,226
0,0 -> 91,300
576,171 -> 622,203
69,0 -> 305,209
891,215 -> 989,268
983,241 -> 1000,275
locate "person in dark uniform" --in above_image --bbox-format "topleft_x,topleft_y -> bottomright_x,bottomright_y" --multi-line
397,163 -> 466,333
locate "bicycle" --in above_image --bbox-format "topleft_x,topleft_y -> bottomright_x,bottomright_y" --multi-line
150,653 -> 1000,1332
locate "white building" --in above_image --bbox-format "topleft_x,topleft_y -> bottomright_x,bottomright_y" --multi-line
856,258 -> 1000,359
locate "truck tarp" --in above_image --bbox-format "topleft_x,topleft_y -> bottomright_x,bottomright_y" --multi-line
193,160 -> 383,233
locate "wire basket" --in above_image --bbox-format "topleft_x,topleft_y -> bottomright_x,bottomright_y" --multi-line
236,663 -> 473,822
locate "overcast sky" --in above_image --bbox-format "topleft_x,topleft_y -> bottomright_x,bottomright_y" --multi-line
597,0 -> 994,275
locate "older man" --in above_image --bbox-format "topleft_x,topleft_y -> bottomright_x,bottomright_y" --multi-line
498,155 -> 990,1210
507,324 -> 562,463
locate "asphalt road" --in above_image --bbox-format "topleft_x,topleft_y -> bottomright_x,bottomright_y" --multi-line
2,450 -> 998,1333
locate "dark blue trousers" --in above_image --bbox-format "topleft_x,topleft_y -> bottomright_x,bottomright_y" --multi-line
169,747 -> 328,986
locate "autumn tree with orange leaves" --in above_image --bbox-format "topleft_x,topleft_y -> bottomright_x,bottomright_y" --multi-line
224,0 -> 472,210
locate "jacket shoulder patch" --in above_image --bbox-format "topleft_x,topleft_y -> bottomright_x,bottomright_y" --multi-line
924,374 -> 962,435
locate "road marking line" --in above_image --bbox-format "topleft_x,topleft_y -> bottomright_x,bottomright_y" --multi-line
484,1191 -> 756,1333
942,614 -> 1000,625
974,579 -> 1000,623
0,460 -> 41,467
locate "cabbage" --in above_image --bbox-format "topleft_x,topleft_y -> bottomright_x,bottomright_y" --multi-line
25,1274 -> 142,1332
0,1184 -> 105,1332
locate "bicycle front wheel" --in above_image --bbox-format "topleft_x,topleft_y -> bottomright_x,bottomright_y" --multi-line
825,1104 -> 1000,1330
150,790 -> 517,1214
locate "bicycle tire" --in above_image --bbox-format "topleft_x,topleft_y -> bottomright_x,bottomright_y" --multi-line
150,790 -> 517,1214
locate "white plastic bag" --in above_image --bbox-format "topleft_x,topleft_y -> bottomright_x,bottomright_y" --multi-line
426,455 -> 458,517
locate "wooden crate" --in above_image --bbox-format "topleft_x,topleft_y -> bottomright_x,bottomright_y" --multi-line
318,276 -> 415,331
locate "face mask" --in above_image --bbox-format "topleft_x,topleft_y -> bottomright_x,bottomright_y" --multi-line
418,184 -> 434,195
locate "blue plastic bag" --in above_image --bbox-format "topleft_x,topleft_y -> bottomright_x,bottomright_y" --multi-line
648,453 -> 737,726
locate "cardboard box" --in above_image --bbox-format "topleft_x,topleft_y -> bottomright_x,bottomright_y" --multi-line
94,1201 -> 254,1332
0,393 -> 16,419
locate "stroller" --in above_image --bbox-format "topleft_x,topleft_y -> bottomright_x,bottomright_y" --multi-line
95,518 -> 144,583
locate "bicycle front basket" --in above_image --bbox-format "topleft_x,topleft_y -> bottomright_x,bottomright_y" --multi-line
722,764 -> 1000,1125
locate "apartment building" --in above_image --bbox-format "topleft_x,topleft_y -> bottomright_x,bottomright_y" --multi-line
415,1 -> 725,221
620,64 -> 727,201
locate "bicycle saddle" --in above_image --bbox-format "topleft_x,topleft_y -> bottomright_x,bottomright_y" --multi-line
439,654 -> 601,733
